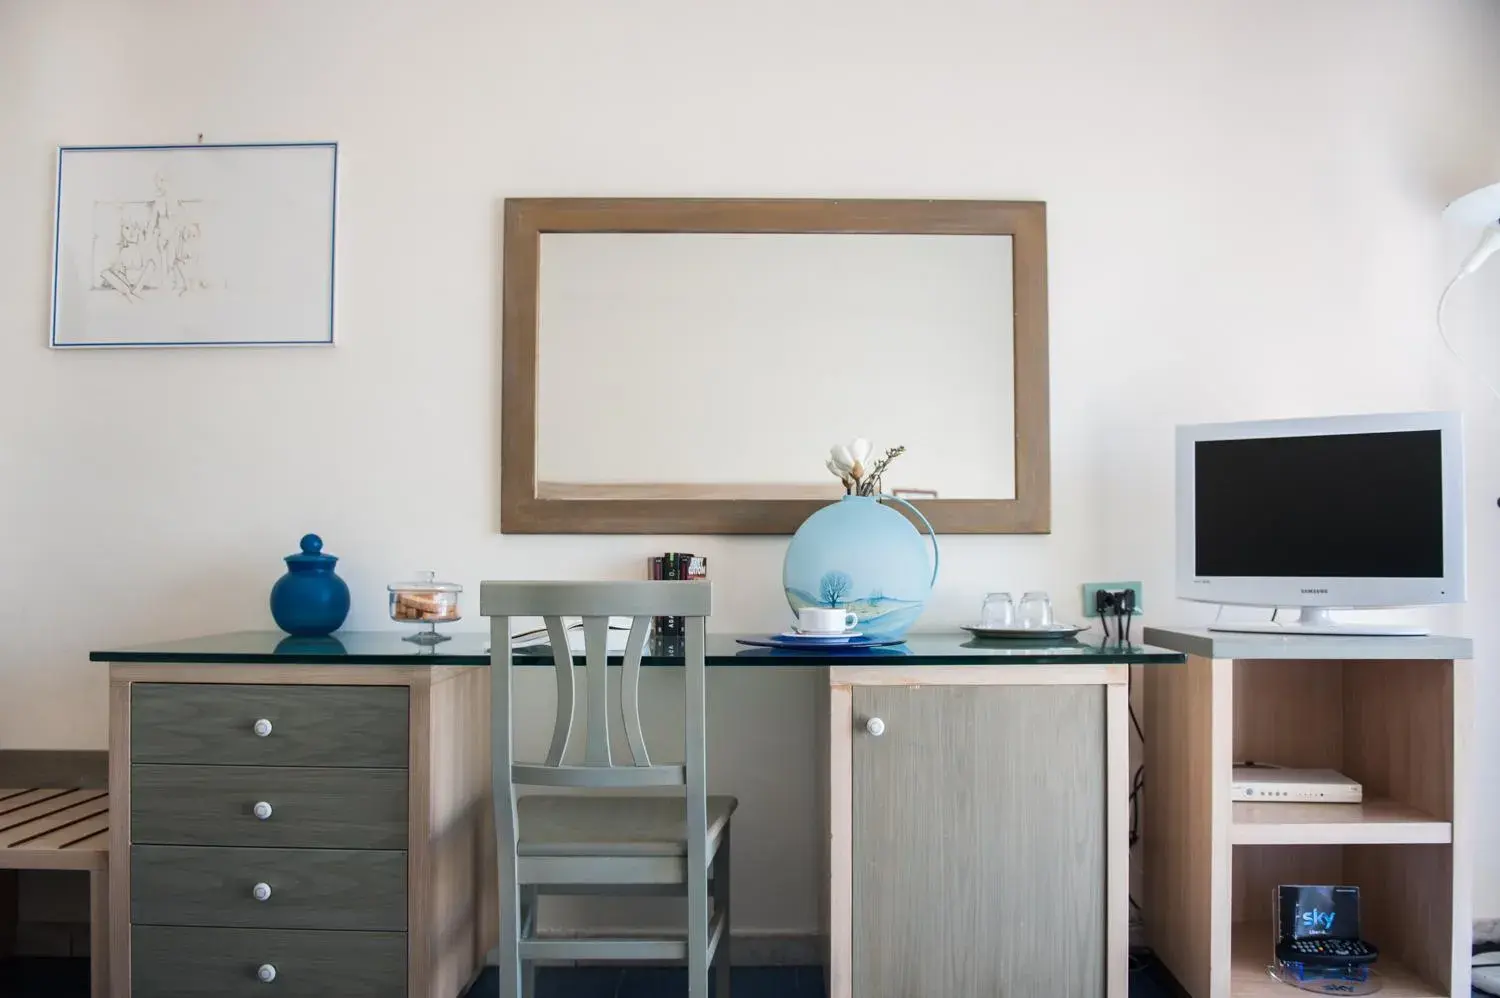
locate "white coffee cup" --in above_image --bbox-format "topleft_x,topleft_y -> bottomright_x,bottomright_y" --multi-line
797,607 -> 859,633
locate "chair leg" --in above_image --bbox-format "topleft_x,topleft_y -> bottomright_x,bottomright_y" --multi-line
521,886 -> 538,998
496,834 -> 522,998
685,629 -> 711,998
713,827 -> 732,998
492,635 -> 524,998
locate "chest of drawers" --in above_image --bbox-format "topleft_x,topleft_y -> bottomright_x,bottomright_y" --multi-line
105,662 -> 492,998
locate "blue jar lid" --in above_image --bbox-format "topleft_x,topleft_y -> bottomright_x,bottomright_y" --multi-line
285,533 -> 339,567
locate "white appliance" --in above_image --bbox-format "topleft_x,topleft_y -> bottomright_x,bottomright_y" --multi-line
1232,766 -> 1363,804
1440,181 -> 1500,400
1175,411 -> 1466,636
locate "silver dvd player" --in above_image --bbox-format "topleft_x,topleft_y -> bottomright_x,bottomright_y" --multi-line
1231,766 -> 1363,804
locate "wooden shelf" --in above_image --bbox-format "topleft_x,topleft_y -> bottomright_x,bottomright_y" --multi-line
1231,798 -> 1451,845
1231,923 -> 1445,997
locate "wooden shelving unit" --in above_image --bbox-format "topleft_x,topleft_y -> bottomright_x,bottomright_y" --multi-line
1231,799 -> 1451,846
1141,628 -> 1473,998
1230,923 -> 1444,998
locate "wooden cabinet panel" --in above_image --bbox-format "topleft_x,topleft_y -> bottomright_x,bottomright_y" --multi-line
852,685 -> 1105,998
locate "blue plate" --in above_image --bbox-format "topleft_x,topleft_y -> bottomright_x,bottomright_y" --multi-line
737,634 -> 908,651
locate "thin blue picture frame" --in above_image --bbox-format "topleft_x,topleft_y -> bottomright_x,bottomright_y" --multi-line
49,141 -> 339,349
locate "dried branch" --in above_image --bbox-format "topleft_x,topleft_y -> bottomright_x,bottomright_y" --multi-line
857,446 -> 906,496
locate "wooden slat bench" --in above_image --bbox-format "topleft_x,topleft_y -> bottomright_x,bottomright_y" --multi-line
0,788 -> 109,998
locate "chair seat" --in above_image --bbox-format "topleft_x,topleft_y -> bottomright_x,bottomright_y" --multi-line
517,794 -> 737,857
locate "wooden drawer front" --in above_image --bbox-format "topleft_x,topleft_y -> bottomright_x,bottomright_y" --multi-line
132,845 -> 407,931
132,925 -> 405,998
131,683 -> 409,768
132,765 -> 408,849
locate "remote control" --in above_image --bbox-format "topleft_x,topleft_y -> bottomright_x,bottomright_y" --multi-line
1276,936 -> 1379,967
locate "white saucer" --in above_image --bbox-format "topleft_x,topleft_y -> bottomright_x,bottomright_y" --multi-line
780,629 -> 861,641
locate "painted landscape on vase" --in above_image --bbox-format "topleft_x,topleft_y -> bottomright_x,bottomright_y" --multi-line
785,575 -> 924,638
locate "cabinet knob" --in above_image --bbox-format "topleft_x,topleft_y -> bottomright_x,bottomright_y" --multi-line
252,718 -> 273,737
252,801 -> 273,821
865,716 -> 886,737
252,882 -> 272,902
257,964 -> 277,983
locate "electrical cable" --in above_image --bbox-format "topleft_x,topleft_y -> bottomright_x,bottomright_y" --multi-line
1127,652 -> 1147,928
1438,274 -> 1500,403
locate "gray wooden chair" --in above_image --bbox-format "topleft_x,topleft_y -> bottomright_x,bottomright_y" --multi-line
482,580 -> 733,998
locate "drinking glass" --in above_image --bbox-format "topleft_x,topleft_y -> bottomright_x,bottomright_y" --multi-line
980,592 -> 1015,628
1017,591 -> 1054,629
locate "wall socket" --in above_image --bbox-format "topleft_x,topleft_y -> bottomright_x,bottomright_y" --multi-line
1082,581 -> 1144,618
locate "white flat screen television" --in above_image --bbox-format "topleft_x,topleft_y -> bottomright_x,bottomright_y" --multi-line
1176,411 -> 1466,636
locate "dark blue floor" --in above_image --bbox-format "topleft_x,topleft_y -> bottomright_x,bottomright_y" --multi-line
466,965 -> 826,997
4,955 -> 1492,997
0,957 -> 1190,997
0,956 -> 90,998
464,959 -> 1184,997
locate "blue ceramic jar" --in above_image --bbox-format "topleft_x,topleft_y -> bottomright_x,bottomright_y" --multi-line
782,494 -> 939,638
270,534 -> 351,637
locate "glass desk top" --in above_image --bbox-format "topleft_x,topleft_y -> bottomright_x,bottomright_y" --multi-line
92,630 -> 1186,667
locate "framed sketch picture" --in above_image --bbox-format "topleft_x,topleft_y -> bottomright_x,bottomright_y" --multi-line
50,141 -> 338,348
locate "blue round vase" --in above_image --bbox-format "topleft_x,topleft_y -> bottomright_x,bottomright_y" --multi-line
782,494 -> 939,638
270,534 -> 351,637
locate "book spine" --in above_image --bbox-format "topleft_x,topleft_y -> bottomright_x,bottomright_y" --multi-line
675,553 -> 692,636
663,552 -> 681,636
649,556 -> 664,635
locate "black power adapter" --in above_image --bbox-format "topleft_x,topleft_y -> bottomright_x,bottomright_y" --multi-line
1095,587 -> 1137,616
1096,587 -> 1138,643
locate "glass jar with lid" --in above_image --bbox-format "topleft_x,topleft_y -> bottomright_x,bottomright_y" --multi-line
388,570 -> 462,644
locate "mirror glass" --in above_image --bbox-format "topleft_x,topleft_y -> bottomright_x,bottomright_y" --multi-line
535,232 -> 1015,501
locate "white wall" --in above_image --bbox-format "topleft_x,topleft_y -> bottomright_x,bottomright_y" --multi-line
3,0 -> 1499,937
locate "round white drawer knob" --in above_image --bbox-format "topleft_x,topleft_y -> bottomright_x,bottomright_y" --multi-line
257,964 -> 277,983
252,882 -> 272,902
252,801 -> 273,821
865,716 -> 886,737
252,718 -> 273,737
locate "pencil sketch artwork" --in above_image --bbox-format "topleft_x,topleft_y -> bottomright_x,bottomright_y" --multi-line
52,142 -> 338,348
91,170 -> 223,303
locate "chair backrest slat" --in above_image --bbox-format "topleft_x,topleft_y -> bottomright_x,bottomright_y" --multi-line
483,580 -> 711,790
581,615 -> 612,767
620,615 -> 652,767
542,615 -> 575,766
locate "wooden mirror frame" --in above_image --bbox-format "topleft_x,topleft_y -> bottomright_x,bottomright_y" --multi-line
501,198 -> 1050,534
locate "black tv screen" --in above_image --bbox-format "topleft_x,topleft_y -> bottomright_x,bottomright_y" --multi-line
1195,430 -> 1444,579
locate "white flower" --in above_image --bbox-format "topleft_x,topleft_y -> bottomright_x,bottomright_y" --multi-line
850,438 -> 872,465
829,443 -> 855,474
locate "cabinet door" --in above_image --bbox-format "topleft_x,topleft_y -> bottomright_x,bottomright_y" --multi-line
853,685 -> 1105,998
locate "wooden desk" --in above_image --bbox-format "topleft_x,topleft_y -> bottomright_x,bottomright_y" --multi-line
94,631 -> 1184,998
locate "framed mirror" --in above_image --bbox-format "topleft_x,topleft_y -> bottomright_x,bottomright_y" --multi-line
501,198 -> 1049,534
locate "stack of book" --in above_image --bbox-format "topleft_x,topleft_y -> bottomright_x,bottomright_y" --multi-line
647,552 -> 708,636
